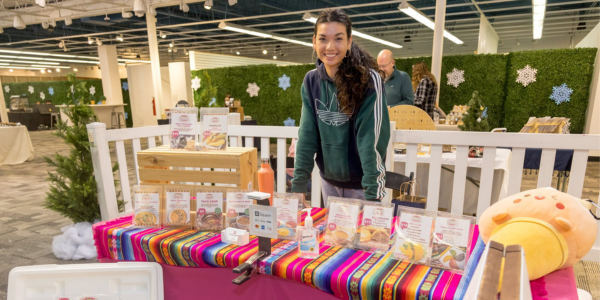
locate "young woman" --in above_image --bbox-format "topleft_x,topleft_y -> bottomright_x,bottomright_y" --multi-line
412,62 -> 439,119
291,8 -> 390,203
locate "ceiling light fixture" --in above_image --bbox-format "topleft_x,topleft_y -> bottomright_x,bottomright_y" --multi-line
104,14 -> 110,21
0,27 -> 3,34
236,51 -> 240,55
47,69 -> 52,73
532,0 -> 546,39
180,2 -> 190,12
56,68 -> 60,72
13,15 -> 26,30
88,37 -> 94,44
117,34 -> 124,42
228,0 -> 237,5
149,7 -> 157,16
204,0 -> 213,9
0,50 -> 151,64
49,19 -> 56,27
168,48 -> 172,52
219,22 -> 312,46
42,21 -> 49,29
262,49 -> 267,54
9,69 -> 13,72
96,38 -> 102,46
160,31 -> 167,38
122,9 -> 133,18
397,2 -> 463,44
169,42 -> 174,47
41,69 -> 45,73
58,41 -> 65,48
35,0 -> 45,7
302,13 -> 401,48
133,0 -> 146,15
65,17 -> 72,26
273,55 -> 277,59
73,68 -> 78,71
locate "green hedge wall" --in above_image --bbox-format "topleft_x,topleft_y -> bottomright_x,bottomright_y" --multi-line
394,54 -> 509,130
504,48 -> 597,133
192,64 -> 313,126
2,78 -> 133,128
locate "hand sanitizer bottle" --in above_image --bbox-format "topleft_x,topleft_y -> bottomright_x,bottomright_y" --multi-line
298,208 -> 319,259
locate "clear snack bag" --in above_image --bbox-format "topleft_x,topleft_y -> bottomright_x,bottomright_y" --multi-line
163,185 -> 193,228
170,107 -> 198,149
133,185 -> 164,228
356,202 -> 394,253
273,193 -> 304,240
200,107 -> 229,150
225,189 -> 253,230
392,206 -> 436,265
324,197 -> 362,249
194,188 -> 224,231
430,212 -> 476,274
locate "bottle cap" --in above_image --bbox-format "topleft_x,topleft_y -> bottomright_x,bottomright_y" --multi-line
261,158 -> 270,164
302,208 -> 313,228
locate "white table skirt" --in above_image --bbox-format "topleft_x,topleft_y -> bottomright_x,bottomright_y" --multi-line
393,149 -> 511,215
0,126 -> 34,165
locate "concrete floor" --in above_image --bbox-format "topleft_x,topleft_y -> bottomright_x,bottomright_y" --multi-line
0,130 -> 598,300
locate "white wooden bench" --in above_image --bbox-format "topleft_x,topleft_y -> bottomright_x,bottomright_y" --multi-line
86,122 -> 600,261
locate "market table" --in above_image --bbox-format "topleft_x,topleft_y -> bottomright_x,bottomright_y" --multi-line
393,149 -> 511,215
0,125 -> 34,166
93,208 -> 578,300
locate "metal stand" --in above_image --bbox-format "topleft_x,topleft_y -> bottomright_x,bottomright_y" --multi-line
232,196 -> 271,285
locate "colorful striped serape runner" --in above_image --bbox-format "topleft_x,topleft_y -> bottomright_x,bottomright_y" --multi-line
93,208 -> 480,300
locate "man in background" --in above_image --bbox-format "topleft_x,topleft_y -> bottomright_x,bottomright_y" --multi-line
377,49 -> 414,107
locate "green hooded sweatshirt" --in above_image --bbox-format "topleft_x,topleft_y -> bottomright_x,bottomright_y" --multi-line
291,60 -> 390,201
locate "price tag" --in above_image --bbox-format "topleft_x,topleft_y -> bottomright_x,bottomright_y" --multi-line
249,205 -> 278,239
171,131 -> 179,138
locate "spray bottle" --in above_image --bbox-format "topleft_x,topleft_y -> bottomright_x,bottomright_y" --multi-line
298,208 -> 319,259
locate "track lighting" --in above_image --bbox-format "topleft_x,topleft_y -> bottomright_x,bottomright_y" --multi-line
42,21 -> 49,29
117,34 -> 124,42
88,37 -> 94,44
168,48 -> 172,53
73,68 -> 78,72
262,49 -> 267,54
47,69 -> 52,73
236,51 -> 240,55
133,0 -> 146,15
273,55 -> 277,59
204,0 -> 213,9
122,9 -> 133,18
58,41 -> 65,48
159,31 -> 166,38
65,17 -> 72,26
56,68 -> 60,72
49,19 -> 56,27
13,15 -> 26,30
149,7 -> 157,16
228,0 -> 237,5
9,69 -> 13,72
169,42 -> 174,47
96,38 -> 102,46
180,2 -> 189,12
40,69 -> 45,73
0,27 -> 3,34
35,0 -> 45,7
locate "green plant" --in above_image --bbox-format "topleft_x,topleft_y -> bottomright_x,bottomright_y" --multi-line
99,95 -> 106,101
43,100 -> 125,223
195,70 -> 218,107
459,91 -> 490,132
89,95 -> 96,101
67,72 -> 88,104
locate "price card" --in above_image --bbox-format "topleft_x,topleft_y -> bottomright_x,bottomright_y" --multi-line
249,205 -> 278,239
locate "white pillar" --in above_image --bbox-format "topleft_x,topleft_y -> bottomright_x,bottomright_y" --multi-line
98,45 -> 124,105
477,16 -> 499,54
168,62 -> 193,107
146,12 -> 163,118
431,0 -> 447,105
127,64 -> 158,127
0,78 -> 8,122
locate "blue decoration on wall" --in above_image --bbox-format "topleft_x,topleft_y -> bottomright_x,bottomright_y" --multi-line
482,107 -> 488,118
48,87 -> 54,96
122,82 -> 129,91
278,74 -> 291,91
209,97 -> 216,106
550,83 -> 573,105
124,112 -> 128,120
283,117 -> 295,126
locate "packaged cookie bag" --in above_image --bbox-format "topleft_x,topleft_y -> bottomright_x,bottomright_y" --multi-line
225,189 -> 253,230
133,185 -> 164,228
392,206 -> 435,265
356,202 -> 394,253
324,197 -> 362,249
195,188 -> 224,231
163,185 -> 193,228
200,107 -> 229,150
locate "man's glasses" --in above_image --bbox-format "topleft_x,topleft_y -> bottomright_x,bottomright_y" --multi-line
378,59 -> 394,69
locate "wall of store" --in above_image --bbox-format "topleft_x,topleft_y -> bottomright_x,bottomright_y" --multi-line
0,64 -> 128,81
577,23 -> 600,156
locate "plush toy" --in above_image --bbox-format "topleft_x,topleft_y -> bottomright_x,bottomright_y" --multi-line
479,187 -> 597,280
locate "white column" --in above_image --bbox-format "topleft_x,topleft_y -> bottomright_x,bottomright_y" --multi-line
97,45 -> 124,105
477,16 -> 499,54
168,62 -> 193,107
189,51 -> 197,71
431,0 -> 447,105
127,64 -> 158,127
146,12 -> 163,118
0,78 -> 8,122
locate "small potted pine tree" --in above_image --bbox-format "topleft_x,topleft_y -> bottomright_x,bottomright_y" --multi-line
458,91 -> 489,158
99,95 -> 106,105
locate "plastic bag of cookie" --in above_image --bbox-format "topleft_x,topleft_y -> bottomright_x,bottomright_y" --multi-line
356,202 -> 394,253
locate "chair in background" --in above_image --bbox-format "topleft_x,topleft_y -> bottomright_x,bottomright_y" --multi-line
110,111 -> 126,129
176,100 -> 190,107
388,105 -> 436,131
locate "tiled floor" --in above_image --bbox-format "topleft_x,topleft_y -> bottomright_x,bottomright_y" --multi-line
0,130 -> 597,299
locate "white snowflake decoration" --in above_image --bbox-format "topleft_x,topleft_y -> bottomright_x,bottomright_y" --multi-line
278,74 -> 291,91
446,68 -> 465,88
550,83 -> 573,105
516,65 -> 537,87
562,120 -> 571,134
40,91 -> 45,100
191,76 -> 201,91
89,86 -> 96,95
246,82 -> 260,97
28,85 -> 34,94
4,85 -> 9,93
70,85 -> 74,94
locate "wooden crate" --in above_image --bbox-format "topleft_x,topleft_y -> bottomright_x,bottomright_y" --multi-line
137,145 -> 258,192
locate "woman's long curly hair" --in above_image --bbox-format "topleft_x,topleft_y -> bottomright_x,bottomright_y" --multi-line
411,62 -> 437,92
314,9 -> 382,114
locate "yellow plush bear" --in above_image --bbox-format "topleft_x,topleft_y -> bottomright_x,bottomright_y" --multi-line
479,187 -> 597,280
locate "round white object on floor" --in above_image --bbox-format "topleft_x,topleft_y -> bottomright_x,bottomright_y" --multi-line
577,289 -> 592,300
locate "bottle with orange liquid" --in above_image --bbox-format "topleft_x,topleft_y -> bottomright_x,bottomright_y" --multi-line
258,158 -> 274,205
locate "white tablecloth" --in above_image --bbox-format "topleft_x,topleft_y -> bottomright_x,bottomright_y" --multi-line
393,149 -> 511,215
0,126 -> 34,165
